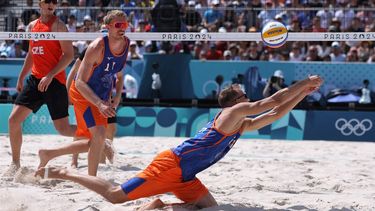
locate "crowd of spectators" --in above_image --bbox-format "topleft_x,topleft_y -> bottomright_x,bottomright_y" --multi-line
1,0 -> 375,63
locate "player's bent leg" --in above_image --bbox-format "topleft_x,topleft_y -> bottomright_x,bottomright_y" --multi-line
137,198 -> 165,211
37,139 -> 90,169
35,167 -> 130,204
173,177 -> 217,209
103,139 -> 115,164
87,126 -> 106,176
70,137 -> 89,168
71,154 -> 79,168
53,116 -> 76,137
8,105 -> 32,167
105,123 -> 116,141
194,191 -> 218,208
104,186 -> 130,204
71,137 -> 80,168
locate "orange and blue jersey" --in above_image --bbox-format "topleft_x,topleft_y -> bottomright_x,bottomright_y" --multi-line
172,112 -> 243,181
69,35 -> 129,138
120,112 -> 242,202
86,35 -> 128,101
70,35 -> 129,104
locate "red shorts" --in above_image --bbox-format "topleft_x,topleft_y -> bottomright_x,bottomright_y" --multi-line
120,150 -> 209,203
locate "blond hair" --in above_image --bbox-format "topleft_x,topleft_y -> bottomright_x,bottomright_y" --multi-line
103,10 -> 127,25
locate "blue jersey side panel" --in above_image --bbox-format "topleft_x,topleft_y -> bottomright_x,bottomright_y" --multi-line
172,113 -> 242,181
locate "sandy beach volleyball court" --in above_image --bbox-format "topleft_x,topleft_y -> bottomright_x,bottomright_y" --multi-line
1,135 -> 375,211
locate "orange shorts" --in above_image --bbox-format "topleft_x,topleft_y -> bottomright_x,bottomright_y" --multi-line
120,149 -> 209,203
73,101 -> 107,139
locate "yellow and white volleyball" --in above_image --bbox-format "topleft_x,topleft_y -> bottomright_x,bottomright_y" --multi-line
261,21 -> 288,48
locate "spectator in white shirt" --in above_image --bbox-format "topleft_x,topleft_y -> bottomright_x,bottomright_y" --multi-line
329,42 -> 346,62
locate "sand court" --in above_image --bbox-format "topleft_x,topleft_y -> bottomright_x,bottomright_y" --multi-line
1,135 -> 375,210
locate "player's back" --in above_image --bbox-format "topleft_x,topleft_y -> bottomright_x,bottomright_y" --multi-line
173,112 -> 242,181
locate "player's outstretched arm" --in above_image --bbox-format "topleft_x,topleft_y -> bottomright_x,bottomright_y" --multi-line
242,86 -> 321,132
231,75 -> 323,118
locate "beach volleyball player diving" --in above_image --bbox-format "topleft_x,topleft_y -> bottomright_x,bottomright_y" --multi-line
36,75 -> 322,209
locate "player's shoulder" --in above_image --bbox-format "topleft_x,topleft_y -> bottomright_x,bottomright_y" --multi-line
53,18 -> 69,32
92,37 -> 105,48
87,37 -> 105,53
27,19 -> 38,31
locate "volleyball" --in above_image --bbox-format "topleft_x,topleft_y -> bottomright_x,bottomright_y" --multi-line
261,21 -> 288,48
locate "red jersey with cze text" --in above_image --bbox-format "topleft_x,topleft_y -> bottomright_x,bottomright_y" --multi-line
29,16 -> 66,84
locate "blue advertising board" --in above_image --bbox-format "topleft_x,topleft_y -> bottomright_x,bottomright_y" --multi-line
0,104 -> 373,142
304,111 -> 375,141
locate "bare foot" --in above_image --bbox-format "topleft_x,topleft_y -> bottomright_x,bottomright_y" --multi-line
137,198 -> 165,211
103,139 -> 115,164
35,167 -> 68,179
3,162 -> 20,177
37,150 -> 51,170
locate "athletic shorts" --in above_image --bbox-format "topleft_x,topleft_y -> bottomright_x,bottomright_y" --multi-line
15,75 -> 69,120
107,116 -> 117,124
120,149 -> 209,203
72,101 -> 107,139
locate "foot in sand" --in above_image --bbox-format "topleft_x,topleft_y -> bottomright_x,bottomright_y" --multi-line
137,198 -> 165,210
35,167 -> 68,179
37,150 -> 51,170
3,162 -> 20,178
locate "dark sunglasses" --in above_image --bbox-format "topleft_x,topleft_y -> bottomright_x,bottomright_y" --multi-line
233,93 -> 247,101
110,22 -> 128,29
42,0 -> 58,4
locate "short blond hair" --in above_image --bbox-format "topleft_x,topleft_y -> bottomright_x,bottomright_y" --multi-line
103,10 -> 127,25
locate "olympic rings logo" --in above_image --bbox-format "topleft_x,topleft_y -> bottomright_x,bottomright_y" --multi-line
335,118 -> 373,136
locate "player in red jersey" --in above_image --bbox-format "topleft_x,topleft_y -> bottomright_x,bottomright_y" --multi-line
5,0 -> 76,176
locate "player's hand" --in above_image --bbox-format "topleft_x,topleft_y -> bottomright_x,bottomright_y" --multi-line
16,78 -> 24,92
304,86 -> 319,95
111,96 -> 121,109
307,75 -> 323,88
97,101 -> 116,118
38,75 -> 53,92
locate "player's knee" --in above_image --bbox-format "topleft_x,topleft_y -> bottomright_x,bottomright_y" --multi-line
8,115 -> 15,126
195,192 -> 218,209
105,188 -> 128,204
55,124 -> 71,136
94,134 -> 106,145
92,129 -> 106,142
8,113 -> 21,126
